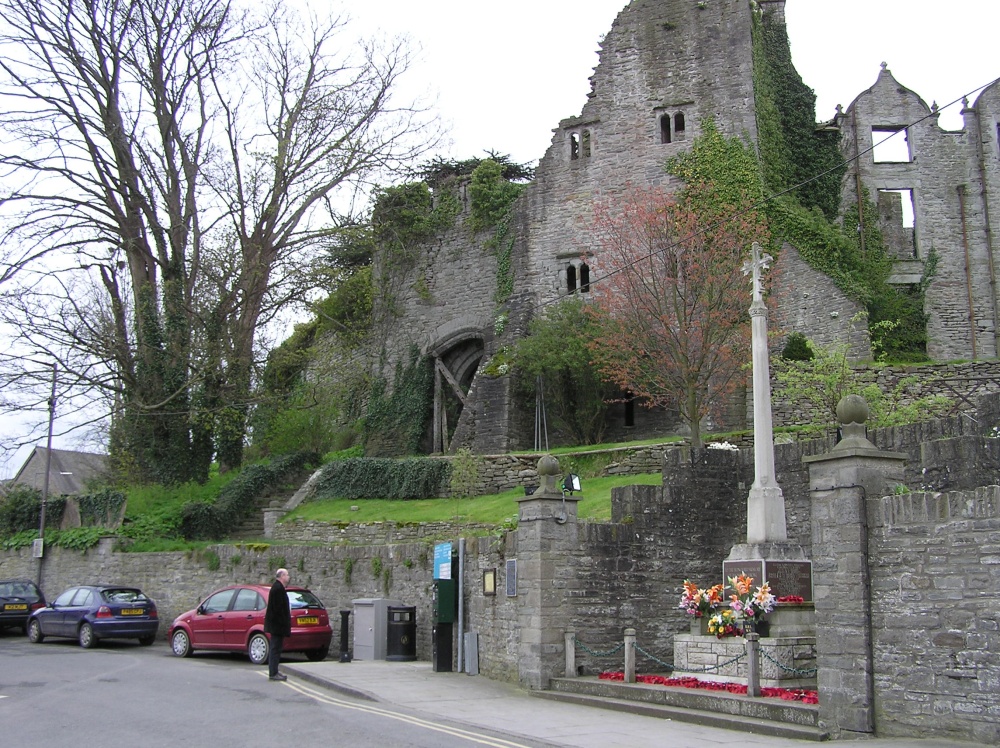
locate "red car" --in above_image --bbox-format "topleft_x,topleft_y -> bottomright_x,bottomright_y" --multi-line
169,584 -> 332,665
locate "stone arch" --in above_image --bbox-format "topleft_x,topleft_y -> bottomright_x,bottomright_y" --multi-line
426,324 -> 487,453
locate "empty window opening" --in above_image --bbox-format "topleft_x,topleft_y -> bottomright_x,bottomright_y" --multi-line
579,262 -> 590,293
674,112 -> 686,139
660,114 -> 672,144
570,132 -> 580,160
876,188 -> 917,259
624,397 -> 635,428
566,264 -> 577,293
871,127 -> 911,163
582,130 -> 591,157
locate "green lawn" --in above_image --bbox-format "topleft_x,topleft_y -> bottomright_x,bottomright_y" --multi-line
283,472 -> 664,526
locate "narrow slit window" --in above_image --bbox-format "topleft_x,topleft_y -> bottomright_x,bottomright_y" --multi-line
579,262 -> 590,293
581,130 -> 591,157
567,264 -> 577,293
872,127 -> 911,163
674,112 -> 685,139
660,114 -> 671,144
570,132 -> 580,160
624,398 -> 635,428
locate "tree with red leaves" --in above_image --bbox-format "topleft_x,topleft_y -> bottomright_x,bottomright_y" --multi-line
587,185 -> 769,448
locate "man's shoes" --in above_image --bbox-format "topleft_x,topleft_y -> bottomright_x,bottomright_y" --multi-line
269,673 -> 287,681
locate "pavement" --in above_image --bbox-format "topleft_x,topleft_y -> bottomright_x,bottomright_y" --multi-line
280,659 -> 987,748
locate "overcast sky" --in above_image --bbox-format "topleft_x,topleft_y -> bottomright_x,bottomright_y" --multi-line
4,0 -> 998,478
348,0 -> 999,165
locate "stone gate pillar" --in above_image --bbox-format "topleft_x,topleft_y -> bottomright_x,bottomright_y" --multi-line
514,454 -> 580,689
803,395 -> 906,739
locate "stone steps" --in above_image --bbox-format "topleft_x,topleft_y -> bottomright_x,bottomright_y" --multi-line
540,676 -> 827,742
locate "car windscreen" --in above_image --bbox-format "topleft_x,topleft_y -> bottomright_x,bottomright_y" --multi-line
101,588 -> 149,603
287,590 -> 325,609
0,582 -> 39,599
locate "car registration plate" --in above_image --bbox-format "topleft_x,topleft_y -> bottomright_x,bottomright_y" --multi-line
297,616 -> 319,625
4,603 -> 28,611
121,608 -> 144,615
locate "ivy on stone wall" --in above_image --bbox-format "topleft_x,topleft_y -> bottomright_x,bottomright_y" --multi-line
749,2 -> 926,360
364,345 -> 433,457
469,159 -> 526,305
752,2 -> 844,218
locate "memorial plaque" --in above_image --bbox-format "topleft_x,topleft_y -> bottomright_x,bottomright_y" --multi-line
764,560 -> 813,601
505,558 -> 517,597
722,559 -> 813,601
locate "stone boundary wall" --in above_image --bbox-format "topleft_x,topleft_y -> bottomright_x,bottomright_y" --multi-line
0,534 -> 518,682
270,519 -> 496,546
771,359 -> 1000,429
866,487 -> 1000,744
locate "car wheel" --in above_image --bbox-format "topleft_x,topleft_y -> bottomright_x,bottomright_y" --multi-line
78,622 -> 97,649
248,632 -> 269,665
27,619 -> 44,643
138,635 -> 156,646
305,646 -> 330,662
171,629 -> 192,657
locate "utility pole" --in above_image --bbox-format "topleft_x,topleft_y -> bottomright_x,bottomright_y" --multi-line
36,363 -> 56,586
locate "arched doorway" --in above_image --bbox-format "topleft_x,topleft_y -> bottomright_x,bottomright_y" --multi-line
430,335 -> 484,454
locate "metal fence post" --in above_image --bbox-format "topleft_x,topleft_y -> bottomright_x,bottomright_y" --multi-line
565,629 -> 576,677
745,631 -> 761,697
624,628 -> 636,684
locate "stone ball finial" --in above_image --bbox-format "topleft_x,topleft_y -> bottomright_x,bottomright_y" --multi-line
836,394 -> 869,425
537,454 -> 560,476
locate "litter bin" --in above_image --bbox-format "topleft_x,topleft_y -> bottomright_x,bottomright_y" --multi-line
386,605 -> 417,662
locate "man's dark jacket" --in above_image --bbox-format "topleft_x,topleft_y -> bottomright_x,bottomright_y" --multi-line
264,580 -> 291,638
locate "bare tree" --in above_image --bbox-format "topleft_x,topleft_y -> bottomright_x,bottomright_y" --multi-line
0,0 -> 437,481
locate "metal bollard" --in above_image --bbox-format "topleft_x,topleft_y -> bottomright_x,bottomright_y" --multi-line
624,628 -> 636,684
565,629 -> 576,677
745,631 -> 760,697
339,609 -> 352,663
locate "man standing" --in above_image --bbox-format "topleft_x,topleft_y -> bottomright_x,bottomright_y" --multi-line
264,568 -> 291,681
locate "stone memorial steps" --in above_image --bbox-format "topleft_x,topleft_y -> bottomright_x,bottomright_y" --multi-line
539,676 -> 827,742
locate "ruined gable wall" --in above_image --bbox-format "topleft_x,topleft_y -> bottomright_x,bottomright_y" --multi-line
521,0 -> 760,309
837,69 -> 1000,360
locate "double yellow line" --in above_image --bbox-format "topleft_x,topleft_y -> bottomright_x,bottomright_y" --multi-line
274,676 -> 537,748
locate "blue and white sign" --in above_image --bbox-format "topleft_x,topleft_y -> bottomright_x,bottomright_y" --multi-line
433,542 -> 452,580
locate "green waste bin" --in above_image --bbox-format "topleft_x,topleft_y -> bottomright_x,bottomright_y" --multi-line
386,605 -> 416,662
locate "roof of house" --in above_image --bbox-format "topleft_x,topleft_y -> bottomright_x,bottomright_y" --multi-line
9,446 -> 109,496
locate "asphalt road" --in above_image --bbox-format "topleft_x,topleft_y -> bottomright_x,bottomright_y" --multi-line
0,630 -> 554,748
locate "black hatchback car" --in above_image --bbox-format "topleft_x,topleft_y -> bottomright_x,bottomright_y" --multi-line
27,584 -> 159,648
0,579 -> 46,633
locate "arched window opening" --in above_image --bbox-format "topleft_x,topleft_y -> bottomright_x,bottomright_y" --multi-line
570,132 -> 580,160
567,264 -> 577,293
582,130 -> 592,157
660,114 -> 671,144
674,112 -> 686,139
579,262 -> 590,293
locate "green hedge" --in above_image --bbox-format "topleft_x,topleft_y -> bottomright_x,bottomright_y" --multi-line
180,452 -> 318,540
311,457 -> 451,500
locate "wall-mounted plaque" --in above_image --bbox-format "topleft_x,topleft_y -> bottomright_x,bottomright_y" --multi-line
505,559 -> 517,597
483,568 -> 496,596
723,558 -> 813,601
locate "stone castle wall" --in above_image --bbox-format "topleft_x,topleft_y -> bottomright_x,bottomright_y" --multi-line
836,66 -> 1000,361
